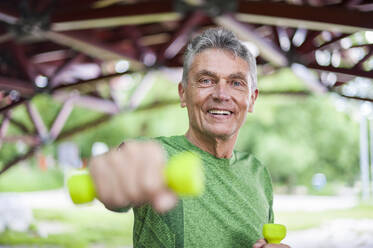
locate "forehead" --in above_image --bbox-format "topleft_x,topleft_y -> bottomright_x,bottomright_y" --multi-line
189,48 -> 250,78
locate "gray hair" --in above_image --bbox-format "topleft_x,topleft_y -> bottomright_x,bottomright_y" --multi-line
182,27 -> 257,91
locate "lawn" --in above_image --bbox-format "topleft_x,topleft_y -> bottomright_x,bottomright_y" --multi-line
276,204 -> 373,231
0,165 -> 63,192
0,206 -> 133,248
1,204 -> 373,247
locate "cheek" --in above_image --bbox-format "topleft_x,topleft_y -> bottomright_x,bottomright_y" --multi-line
237,95 -> 251,112
188,89 -> 209,107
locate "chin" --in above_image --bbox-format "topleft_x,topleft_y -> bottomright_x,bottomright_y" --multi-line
206,129 -> 236,140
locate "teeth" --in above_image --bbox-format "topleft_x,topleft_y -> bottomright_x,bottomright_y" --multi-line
208,110 -> 231,115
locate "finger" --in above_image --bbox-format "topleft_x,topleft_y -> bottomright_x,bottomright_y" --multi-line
252,239 -> 267,248
117,145 -> 143,204
132,146 -> 152,206
264,244 -> 290,248
89,154 -> 115,205
106,150 -> 130,207
140,142 -> 166,198
151,190 -> 178,213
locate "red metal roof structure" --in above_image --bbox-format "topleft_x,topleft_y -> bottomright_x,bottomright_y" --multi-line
0,0 -> 372,173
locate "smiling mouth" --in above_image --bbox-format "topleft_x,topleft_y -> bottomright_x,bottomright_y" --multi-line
207,109 -> 233,116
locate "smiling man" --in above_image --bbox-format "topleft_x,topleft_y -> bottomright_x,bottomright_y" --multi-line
89,28 -> 290,248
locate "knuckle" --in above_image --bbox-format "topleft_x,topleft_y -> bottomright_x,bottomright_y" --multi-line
125,185 -> 140,202
111,194 -> 128,207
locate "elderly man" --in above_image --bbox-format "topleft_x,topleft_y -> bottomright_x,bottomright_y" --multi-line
89,28 -> 290,248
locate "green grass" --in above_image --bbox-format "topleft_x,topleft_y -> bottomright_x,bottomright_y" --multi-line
276,204 -> 373,231
0,165 -> 63,192
2,204 -> 373,247
0,206 -> 134,248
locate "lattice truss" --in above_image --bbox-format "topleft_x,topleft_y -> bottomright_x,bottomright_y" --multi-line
0,0 -> 372,173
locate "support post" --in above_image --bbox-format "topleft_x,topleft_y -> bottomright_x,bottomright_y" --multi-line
370,118 -> 373,199
360,116 -> 370,201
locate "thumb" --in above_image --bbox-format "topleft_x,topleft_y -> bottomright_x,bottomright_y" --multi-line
253,239 -> 267,248
151,190 -> 178,213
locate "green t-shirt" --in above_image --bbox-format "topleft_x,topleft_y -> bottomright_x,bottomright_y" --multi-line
119,135 -> 274,248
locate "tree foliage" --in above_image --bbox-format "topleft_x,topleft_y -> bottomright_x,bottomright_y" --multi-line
0,69 -> 359,191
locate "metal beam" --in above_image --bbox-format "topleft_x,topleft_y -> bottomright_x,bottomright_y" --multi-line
51,0 -> 177,30
1,135 -> 40,146
296,31 -> 322,53
0,9 -> 18,24
49,97 -> 75,140
52,0 -> 173,22
307,63 -> 373,79
49,53 -> 85,88
0,33 -> 13,44
52,12 -> 182,31
126,71 -> 157,110
9,118 -> 29,133
52,71 -> 136,93
0,111 -> 10,147
314,33 -> 350,51
353,50 -> 373,70
0,76 -> 35,96
56,114 -> 110,141
11,43 -> 39,82
0,99 -> 26,115
122,26 -> 157,67
54,92 -> 120,114
350,3 -> 373,11
237,1 -> 373,32
56,99 -> 180,141
341,94 -> 373,103
0,146 -> 39,175
291,63 -> 328,94
215,14 -> 288,67
26,102 -> 48,139
42,31 -> 144,70
158,11 -> 207,63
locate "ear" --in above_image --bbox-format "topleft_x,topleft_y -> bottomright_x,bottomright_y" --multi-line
248,89 -> 259,113
178,82 -> 187,108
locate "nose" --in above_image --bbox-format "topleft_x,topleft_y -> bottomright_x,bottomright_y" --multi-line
212,80 -> 231,101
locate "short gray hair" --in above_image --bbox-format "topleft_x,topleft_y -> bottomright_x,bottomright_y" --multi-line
182,27 -> 257,91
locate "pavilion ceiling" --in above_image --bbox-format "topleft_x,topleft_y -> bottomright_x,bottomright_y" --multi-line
0,0 -> 372,173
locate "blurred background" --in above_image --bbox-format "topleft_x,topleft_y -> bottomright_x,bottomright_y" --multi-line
0,0 -> 372,247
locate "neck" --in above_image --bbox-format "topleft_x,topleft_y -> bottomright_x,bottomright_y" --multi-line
185,128 -> 237,159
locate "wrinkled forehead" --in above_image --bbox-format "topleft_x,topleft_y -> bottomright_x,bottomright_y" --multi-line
188,49 -> 251,80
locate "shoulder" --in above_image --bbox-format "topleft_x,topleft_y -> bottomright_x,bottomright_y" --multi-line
234,150 -> 264,169
154,135 -> 182,145
234,150 -> 272,183
154,135 -> 187,150
233,150 -> 273,201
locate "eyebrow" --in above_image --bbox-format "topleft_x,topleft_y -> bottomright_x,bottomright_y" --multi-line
228,72 -> 248,83
194,70 -> 248,84
194,70 -> 219,80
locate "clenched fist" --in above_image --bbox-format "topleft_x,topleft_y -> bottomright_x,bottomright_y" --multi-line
253,239 -> 291,248
89,140 -> 178,212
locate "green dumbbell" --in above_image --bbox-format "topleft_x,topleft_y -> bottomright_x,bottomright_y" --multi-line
263,223 -> 287,244
67,152 -> 204,204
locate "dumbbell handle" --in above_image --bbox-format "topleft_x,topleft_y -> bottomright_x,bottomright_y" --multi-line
67,152 -> 204,204
263,223 -> 287,244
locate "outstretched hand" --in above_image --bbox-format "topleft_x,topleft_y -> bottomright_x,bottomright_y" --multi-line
89,141 -> 178,213
253,239 -> 291,248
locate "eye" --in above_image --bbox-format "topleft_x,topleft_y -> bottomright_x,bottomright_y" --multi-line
232,81 -> 243,87
199,78 -> 213,85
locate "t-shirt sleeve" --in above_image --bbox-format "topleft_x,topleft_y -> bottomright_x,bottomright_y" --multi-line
254,157 -> 274,224
268,205 -> 274,223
